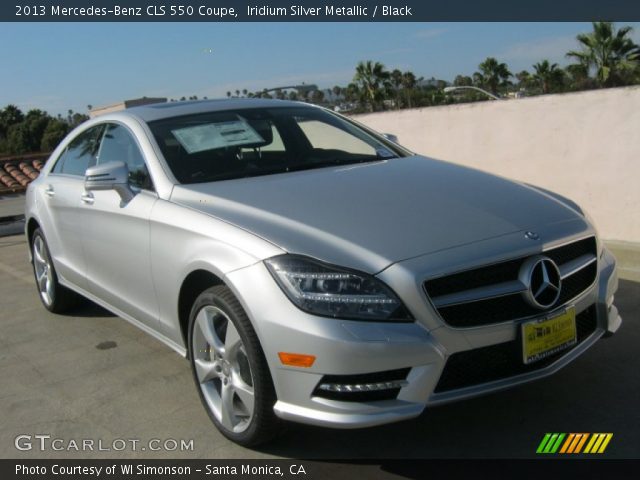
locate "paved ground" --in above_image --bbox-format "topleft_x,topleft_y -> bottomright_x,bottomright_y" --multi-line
0,231 -> 638,461
0,193 -> 25,219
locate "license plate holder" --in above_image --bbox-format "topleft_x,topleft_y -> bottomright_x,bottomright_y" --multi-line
521,307 -> 577,365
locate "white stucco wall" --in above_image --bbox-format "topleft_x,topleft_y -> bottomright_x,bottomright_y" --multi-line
354,86 -> 640,243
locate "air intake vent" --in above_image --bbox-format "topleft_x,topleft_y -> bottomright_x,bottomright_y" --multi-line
434,305 -> 598,393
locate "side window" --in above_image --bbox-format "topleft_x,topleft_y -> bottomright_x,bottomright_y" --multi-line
97,124 -> 153,190
296,118 -> 377,156
258,124 -> 285,152
52,125 -> 105,176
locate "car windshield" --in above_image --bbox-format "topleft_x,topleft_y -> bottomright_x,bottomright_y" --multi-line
148,106 -> 406,184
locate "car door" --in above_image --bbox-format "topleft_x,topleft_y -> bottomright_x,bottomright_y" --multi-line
81,122 -> 159,327
39,125 -> 105,291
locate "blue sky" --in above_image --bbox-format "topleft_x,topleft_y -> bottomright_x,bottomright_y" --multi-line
1,22 -> 639,115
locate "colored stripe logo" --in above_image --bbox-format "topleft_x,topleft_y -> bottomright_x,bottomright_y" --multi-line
536,433 -> 613,454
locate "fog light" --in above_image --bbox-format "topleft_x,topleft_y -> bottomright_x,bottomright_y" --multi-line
317,380 -> 408,393
278,352 -> 316,368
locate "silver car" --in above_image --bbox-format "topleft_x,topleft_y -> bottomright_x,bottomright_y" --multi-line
25,99 -> 622,446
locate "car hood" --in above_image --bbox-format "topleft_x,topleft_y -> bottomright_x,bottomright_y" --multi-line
170,155 -> 584,273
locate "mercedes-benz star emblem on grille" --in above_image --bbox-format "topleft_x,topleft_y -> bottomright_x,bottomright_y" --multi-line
525,231 -> 540,240
519,256 -> 562,309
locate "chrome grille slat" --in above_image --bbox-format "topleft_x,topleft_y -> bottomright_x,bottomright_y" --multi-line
559,253 -> 597,279
431,280 -> 526,308
424,237 -> 598,328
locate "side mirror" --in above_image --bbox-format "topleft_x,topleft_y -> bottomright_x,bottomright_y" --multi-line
85,161 -> 135,203
382,133 -> 399,144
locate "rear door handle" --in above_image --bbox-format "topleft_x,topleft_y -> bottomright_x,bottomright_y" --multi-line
44,185 -> 55,198
81,192 -> 94,205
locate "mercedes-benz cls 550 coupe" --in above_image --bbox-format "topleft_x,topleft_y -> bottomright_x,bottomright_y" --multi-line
25,99 -> 622,445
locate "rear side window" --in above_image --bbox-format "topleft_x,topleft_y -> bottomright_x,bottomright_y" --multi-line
52,125 -> 105,176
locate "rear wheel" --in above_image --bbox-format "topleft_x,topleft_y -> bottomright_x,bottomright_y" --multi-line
188,285 -> 281,446
31,228 -> 78,313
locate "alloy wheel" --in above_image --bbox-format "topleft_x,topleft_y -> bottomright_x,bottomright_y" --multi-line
192,305 -> 255,433
33,235 -> 54,307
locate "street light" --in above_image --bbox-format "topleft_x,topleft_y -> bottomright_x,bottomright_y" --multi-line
262,84 -> 318,95
443,86 -> 502,100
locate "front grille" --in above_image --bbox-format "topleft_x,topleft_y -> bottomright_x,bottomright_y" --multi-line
424,237 -> 597,328
433,305 -> 598,393
313,368 -> 411,402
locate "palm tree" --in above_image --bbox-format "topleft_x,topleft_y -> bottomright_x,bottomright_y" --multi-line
344,83 -> 360,104
532,60 -> 565,94
401,71 -> 417,108
226,91 -> 231,98
235,89 -> 240,97
564,64 -> 592,91
475,57 -> 512,95
567,22 -> 640,87
515,70 -> 532,90
390,69 -> 403,108
353,60 -> 391,112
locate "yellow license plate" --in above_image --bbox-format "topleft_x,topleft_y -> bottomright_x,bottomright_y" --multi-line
522,307 -> 577,364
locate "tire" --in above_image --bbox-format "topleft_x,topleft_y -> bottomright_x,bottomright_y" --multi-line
31,228 -> 78,313
188,285 -> 281,446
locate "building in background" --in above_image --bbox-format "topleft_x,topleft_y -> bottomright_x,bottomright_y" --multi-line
89,97 -> 167,118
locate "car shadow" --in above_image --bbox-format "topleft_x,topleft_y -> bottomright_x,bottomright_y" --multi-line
61,298 -> 116,318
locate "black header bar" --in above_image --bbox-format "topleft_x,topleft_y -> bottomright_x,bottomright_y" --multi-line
4,459 -> 640,480
4,0 -> 640,22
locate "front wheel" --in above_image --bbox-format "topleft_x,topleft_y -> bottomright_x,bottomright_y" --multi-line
31,228 -> 78,313
188,285 -> 281,446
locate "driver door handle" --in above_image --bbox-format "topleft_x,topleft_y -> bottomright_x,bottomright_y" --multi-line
44,185 -> 55,198
81,192 -> 94,205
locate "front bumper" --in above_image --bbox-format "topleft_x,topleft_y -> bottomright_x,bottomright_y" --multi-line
225,245 -> 621,429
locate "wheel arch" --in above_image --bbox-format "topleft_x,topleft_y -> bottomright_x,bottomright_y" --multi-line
26,217 -> 41,247
177,269 -> 225,356
25,216 -> 42,263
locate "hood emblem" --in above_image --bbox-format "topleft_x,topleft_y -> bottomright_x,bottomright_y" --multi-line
519,256 -> 562,309
525,231 -> 540,240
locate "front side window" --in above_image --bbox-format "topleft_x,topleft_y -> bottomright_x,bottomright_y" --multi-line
148,107 -> 405,184
97,123 -> 153,190
52,125 -> 105,176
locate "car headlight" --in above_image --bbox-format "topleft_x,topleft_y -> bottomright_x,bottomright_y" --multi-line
264,255 -> 412,322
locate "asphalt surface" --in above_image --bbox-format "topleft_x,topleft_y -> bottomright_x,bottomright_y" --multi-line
0,193 -> 25,219
0,231 -> 638,461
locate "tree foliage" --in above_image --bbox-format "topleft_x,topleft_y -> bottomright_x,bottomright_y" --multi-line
353,60 -> 392,112
532,60 -> 565,94
0,105 -> 85,156
475,57 -> 512,95
567,22 -> 640,88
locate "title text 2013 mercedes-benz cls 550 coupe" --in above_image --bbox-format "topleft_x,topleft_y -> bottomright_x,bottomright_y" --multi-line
25,99 -> 622,446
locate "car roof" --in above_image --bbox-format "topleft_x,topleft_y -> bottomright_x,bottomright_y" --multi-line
121,98 -> 309,123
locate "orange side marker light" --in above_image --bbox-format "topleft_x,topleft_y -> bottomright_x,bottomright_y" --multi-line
278,352 -> 316,368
